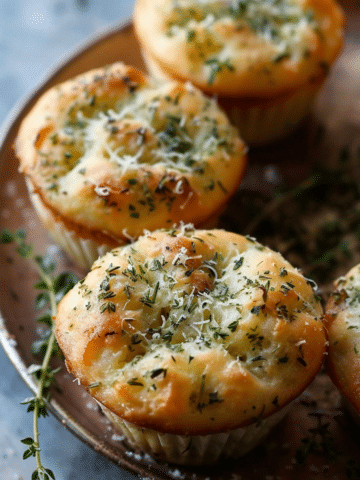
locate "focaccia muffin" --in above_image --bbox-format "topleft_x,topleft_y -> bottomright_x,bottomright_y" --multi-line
55,227 -> 325,464
134,0 -> 344,145
16,63 -> 247,270
324,264 -> 360,422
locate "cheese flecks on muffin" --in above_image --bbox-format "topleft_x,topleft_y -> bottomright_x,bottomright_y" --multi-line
325,265 -> 360,415
55,228 -> 325,435
134,0 -> 344,96
166,0 -> 318,75
16,63 -> 247,245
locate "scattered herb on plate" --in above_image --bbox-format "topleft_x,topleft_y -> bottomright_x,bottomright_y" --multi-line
295,412 -> 339,465
222,146 -> 360,293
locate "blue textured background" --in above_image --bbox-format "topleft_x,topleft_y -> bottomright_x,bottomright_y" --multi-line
0,1 -> 137,478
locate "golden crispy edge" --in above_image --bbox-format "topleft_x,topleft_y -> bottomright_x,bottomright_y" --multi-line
16,63 -> 247,240
134,0 -> 344,97
324,296 -> 360,415
55,229 -> 326,434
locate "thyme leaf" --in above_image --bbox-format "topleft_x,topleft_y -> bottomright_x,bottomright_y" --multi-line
1,229 -> 78,480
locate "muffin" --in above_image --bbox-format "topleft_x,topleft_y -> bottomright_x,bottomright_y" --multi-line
16,63 -> 247,270
134,0 -> 344,145
55,227 -> 325,465
324,264 -> 360,422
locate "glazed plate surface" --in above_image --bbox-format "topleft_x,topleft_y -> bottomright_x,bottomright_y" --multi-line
1,3 -> 360,478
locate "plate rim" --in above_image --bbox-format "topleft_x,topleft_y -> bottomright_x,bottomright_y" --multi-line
0,15 -> 163,480
0,16 -> 133,150
1,6 -> 357,479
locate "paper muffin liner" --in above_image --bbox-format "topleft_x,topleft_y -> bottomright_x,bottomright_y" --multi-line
142,48 -> 324,146
25,179 -> 118,271
102,403 -> 291,466
25,176 -> 222,270
218,78 -> 324,146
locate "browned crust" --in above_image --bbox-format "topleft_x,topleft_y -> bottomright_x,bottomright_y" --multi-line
134,0 -> 345,98
16,62 -> 247,245
55,229 -> 326,435
139,44 -> 327,101
324,294 -> 360,415
27,179 -> 121,247
25,148 -> 247,246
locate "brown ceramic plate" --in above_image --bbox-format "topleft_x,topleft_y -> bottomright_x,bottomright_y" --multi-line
1,4 -> 360,479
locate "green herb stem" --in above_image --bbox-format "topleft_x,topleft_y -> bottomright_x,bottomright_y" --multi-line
245,176 -> 316,235
33,329 -> 56,475
1,229 -> 78,480
24,244 -> 59,480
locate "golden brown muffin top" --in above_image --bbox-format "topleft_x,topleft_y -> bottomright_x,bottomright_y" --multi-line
16,63 -> 247,244
134,0 -> 344,96
324,264 -> 360,415
56,228 -> 325,435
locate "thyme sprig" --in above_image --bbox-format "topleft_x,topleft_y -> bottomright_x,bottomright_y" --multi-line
232,146 -> 360,287
295,412 -> 339,465
1,229 -> 78,480
245,175 -> 316,236
294,407 -> 360,478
